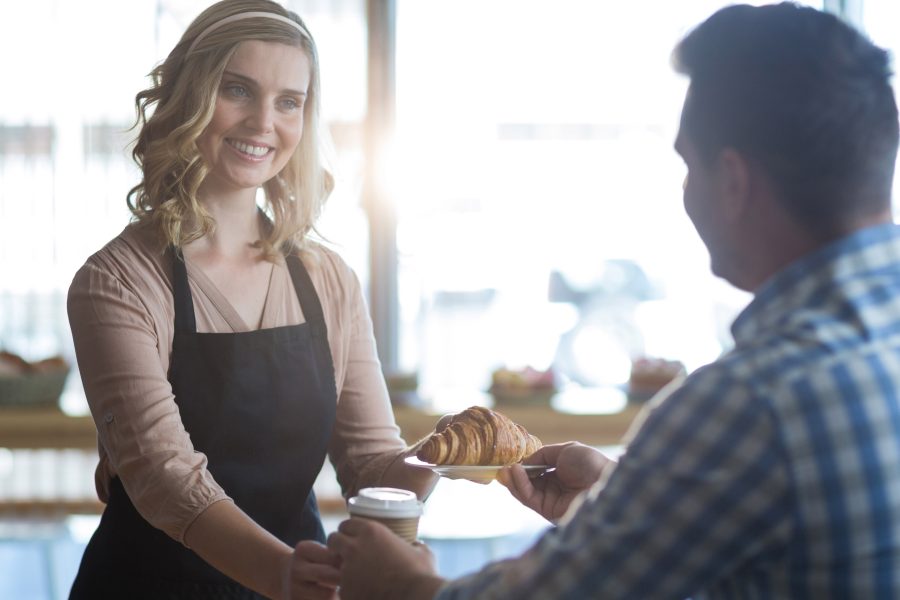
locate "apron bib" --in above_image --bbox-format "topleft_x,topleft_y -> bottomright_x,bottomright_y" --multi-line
70,249 -> 337,599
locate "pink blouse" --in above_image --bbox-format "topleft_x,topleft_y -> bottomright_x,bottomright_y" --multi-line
67,224 -> 407,543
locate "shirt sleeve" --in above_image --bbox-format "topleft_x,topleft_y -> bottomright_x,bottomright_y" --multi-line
435,362 -> 794,599
68,259 -> 230,544
318,250 -> 407,497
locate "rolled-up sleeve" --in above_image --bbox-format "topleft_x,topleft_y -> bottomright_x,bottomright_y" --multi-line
68,259 -> 229,544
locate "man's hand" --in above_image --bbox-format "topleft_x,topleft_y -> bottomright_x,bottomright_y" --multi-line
326,518 -> 445,600
280,540 -> 340,600
498,442 -> 614,523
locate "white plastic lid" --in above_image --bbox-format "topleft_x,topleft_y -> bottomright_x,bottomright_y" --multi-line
347,487 -> 423,519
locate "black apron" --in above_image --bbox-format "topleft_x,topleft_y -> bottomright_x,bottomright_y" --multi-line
70,249 -> 337,599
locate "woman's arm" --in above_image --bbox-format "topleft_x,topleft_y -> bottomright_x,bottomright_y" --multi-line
68,259 -> 229,538
184,501 -> 293,598
318,249 -> 438,501
186,501 -> 343,599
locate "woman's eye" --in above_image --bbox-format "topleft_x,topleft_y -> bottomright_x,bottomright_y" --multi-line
223,84 -> 249,98
279,97 -> 303,111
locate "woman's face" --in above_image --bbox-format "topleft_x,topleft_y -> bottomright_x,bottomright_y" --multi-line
196,40 -> 311,197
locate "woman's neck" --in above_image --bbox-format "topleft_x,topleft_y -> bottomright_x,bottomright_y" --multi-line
190,187 -> 263,260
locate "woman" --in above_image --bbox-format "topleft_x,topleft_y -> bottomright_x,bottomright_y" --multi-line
67,1 -> 436,598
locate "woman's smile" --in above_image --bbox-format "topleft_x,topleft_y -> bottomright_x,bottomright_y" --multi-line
225,138 -> 274,160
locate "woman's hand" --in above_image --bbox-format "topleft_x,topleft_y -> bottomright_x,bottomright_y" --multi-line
280,540 -> 341,600
497,442 -> 614,523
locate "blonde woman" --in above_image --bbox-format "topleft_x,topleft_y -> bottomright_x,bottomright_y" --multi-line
67,1 -> 436,598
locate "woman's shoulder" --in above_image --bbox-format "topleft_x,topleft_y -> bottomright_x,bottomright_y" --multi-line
299,241 -> 359,285
71,223 -> 170,294
295,241 -> 365,309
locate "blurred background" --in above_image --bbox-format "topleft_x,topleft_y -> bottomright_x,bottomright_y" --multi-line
0,0 -> 897,597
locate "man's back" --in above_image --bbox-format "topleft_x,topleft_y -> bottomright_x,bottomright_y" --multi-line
715,222 -> 900,596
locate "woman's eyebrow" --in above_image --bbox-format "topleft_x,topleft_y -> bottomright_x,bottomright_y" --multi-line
222,70 -> 307,97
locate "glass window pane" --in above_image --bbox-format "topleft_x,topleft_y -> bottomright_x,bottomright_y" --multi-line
394,0 -> 821,411
0,0 -> 367,414
860,0 -> 900,220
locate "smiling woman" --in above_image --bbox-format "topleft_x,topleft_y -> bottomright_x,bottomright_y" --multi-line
64,1 -> 439,599
126,1 -> 331,263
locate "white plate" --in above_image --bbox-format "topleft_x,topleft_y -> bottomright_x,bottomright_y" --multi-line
404,456 -> 552,485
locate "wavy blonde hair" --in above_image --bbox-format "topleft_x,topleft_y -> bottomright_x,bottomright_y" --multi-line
127,0 -> 333,258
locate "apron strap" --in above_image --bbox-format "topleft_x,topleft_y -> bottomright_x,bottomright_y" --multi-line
286,251 -> 338,400
169,246 -> 197,334
285,253 -> 326,338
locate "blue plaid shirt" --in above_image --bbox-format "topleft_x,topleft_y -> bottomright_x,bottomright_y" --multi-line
437,223 -> 900,599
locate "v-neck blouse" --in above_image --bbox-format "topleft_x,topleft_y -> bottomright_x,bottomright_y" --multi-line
183,254 -> 277,332
67,224 -> 406,543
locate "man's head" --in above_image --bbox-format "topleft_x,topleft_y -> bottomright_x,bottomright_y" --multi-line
672,3 -> 898,284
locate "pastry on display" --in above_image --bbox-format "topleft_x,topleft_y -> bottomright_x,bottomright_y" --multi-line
489,366 -> 557,406
417,405 -> 542,466
0,351 -> 70,408
628,357 -> 686,401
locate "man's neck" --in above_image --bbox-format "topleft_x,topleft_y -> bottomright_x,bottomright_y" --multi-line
746,208 -> 894,293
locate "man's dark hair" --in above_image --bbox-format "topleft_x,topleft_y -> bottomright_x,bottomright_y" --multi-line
673,2 -> 898,239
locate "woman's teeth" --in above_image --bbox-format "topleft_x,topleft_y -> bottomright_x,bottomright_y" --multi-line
228,140 -> 270,157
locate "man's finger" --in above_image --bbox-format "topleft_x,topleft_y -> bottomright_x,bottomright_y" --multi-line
337,517 -> 371,536
325,531 -> 346,555
295,540 -> 337,563
412,540 -> 434,558
501,464 -> 535,504
523,442 -> 570,466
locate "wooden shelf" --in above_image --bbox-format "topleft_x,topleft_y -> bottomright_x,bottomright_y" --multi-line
0,408 -> 97,449
0,499 -> 105,516
0,403 -> 642,451
393,404 -> 641,447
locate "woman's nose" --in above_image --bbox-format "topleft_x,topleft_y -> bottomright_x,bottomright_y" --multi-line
246,101 -> 275,133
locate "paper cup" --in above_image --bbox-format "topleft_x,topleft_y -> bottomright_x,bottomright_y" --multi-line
347,487 -> 423,543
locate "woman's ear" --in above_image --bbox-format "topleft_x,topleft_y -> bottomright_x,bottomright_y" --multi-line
716,148 -> 751,222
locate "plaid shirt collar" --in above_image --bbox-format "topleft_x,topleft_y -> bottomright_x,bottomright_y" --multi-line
732,222 -> 900,345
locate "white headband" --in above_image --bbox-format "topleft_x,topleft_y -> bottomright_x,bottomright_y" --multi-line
186,11 -> 310,55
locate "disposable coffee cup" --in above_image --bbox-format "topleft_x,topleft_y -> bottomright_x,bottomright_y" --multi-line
347,487 -> 423,543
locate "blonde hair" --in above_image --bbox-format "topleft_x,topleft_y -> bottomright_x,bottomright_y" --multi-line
127,0 -> 333,258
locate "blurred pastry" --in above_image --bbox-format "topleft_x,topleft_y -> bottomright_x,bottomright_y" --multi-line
628,357 -> 686,401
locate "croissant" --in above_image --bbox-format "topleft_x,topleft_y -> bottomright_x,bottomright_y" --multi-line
417,406 -> 542,466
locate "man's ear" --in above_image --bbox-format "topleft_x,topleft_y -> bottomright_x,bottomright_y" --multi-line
716,148 -> 751,222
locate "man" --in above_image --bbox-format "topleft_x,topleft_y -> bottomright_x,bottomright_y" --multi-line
326,3 -> 900,598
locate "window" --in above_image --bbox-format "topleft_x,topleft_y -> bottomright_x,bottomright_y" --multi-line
392,0 -> 824,411
860,0 -> 900,220
0,0 -> 367,414
2,1 -> 890,418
